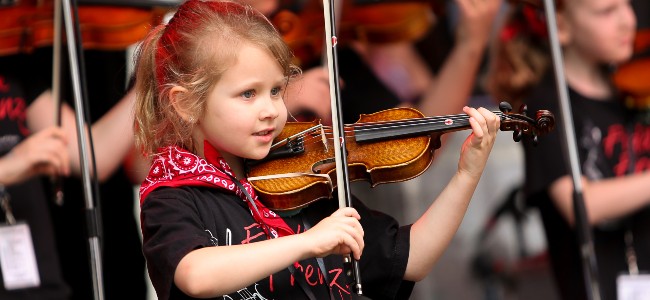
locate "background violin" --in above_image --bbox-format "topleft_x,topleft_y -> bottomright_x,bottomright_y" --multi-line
0,0 -> 166,56
246,102 -> 555,211
272,0 -> 444,67
612,28 -> 650,123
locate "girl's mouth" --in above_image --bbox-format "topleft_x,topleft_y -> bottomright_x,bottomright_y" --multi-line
253,130 -> 272,136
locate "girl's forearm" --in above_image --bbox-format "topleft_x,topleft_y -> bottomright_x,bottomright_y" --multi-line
174,233 -> 312,298
406,170 -> 481,281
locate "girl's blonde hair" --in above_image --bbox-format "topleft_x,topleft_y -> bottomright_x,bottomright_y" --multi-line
133,0 -> 298,156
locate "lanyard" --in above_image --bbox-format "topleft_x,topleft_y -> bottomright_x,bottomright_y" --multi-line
624,228 -> 639,275
0,186 -> 16,225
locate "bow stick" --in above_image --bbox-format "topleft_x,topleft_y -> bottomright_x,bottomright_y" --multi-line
52,0 -> 64,206
541,0 -> 601,299
57,0 -> 106,299
321,0 -> 363,295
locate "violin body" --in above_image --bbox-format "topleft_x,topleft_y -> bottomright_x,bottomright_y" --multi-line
612,29 -> 650,116
247,103 -> 555,211
613,58 -> 650,110
248,107 -> 438,211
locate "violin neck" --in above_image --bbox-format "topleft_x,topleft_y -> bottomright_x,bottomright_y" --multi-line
353,111 -> 506,142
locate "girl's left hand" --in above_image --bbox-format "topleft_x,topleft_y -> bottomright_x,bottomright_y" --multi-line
458,106 -> 500,177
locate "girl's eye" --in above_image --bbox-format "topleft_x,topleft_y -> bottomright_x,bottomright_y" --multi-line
241,90 -> 255,99
271,86 -> 282,96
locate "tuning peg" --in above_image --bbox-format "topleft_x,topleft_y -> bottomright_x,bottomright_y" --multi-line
499,101 -> 513,113
513,130 -> 522,142
533,135 -> 538,146
518,104 -> 528,115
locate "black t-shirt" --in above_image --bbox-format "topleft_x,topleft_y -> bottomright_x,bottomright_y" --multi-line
141,186 -> 414,300
0,49 -> 72,299
523,72 -> 650,300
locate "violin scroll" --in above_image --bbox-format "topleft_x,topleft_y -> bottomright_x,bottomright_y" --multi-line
498,101 -> 555,145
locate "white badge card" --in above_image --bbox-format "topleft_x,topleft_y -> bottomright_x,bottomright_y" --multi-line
618,274 -> 650,300
0,222 -> 40,290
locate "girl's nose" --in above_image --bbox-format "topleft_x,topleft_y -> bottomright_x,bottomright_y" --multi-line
259,96 -> 281,120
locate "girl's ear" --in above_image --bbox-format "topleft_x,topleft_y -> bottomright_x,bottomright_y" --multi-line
168,85 -> 194,122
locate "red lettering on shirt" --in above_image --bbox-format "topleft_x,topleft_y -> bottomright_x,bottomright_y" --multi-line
305,264 -> 319,286
0,97 -> 25,120
290,262 -> 302,287
241,223 -> 266,244
260,218 -> 357,299
635,157 -> 650,172
614,150 -> 630,176
0,97 -> 29,136
329,268 -> 350,296
610,124 -> 650,175
603,124 -> 626,158
632,124 -> 650,156
269,274 -> 274,292
266,261 -> 353,298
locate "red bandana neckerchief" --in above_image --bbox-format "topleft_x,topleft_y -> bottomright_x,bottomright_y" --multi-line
139,142 -> 295,239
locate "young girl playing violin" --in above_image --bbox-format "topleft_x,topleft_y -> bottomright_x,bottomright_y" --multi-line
486,0 -> 650,299
134,1 -> 500,299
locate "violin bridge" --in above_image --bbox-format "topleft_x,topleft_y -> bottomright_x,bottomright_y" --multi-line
320,125 -> 328,152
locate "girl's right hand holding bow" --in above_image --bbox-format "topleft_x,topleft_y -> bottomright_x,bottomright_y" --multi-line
301,207 -> 365,260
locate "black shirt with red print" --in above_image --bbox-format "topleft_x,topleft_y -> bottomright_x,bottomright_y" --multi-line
0,49 -> 71,299
523,71 -> 650,300
141,185 -> 414,300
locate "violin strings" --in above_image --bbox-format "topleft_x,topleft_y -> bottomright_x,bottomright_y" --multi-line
294,118 -> 462,148
351,111 -> 510,131
288,111 -> 514,149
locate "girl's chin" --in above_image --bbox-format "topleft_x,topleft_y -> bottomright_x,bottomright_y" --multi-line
247,151 -> 271,161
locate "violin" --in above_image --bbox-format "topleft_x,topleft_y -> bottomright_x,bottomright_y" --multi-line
272,0 -> 441,67
0,0 -> 164,56
246,102 -> 555,211
612,29 -> 650,117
